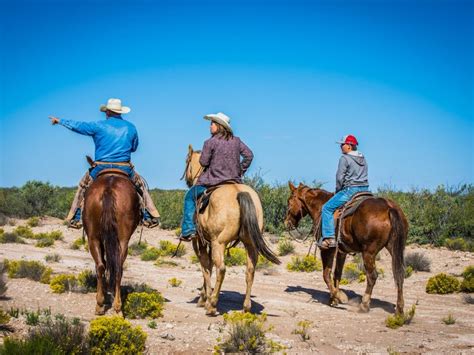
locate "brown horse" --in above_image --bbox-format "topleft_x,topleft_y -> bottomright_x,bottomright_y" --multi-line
284,182 -> 407,315
184,145 -> 280,316
83,169 -> 140,315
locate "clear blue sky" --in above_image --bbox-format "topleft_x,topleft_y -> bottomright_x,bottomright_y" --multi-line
1,0 -> 472,190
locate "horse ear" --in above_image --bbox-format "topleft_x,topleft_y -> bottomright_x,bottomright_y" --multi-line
188,144 -> 193,154
298,182 -> 303,187
288,181 -> 296,191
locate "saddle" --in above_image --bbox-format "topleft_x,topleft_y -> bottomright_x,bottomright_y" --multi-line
197,180 -> 239,214
96,168 -> 131,179
317,191 -> 374,250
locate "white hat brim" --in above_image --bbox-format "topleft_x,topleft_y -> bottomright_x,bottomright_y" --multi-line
100,104 -> 131,114
204,114 -> 232,132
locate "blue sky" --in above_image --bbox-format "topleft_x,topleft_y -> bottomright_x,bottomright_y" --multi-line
1,0 -> 472,190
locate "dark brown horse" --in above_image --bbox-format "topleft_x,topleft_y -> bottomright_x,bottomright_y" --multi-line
284,182 -> 408,315
83,169 -> 140,315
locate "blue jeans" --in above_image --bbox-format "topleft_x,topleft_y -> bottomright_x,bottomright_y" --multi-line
89,164 -> 134,180
181,185 -> 207,236
322,186 -> 369,239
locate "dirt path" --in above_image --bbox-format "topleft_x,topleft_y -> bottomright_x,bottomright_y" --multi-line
1,218 -> 473,354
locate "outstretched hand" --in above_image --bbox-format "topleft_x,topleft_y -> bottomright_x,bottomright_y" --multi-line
49,116 -> 60,125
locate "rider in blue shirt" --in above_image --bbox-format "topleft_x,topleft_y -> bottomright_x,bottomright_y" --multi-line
50,98 -> 160,229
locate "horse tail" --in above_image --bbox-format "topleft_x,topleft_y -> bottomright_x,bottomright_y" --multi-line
237,192 -> 280,265
100,178 -> 121,291
389,207 -> 406,290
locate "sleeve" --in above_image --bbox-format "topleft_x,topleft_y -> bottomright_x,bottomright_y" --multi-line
199,139 -> 213,167
59,119 -> 98,136
132,129 -> 139,152
335,156 -> 349,192
239,139 -> 254,174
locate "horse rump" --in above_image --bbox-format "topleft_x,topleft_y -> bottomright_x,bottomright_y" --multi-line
237,191 -> 280,265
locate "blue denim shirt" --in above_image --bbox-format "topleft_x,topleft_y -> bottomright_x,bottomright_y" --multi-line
59,117 -> 138,162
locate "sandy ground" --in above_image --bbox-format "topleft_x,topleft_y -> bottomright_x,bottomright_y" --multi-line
0,217 -> 473,354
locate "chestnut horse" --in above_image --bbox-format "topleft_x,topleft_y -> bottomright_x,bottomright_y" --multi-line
83,169 -> 140,315
184,145 -> 280,316
284,182 -> 407,315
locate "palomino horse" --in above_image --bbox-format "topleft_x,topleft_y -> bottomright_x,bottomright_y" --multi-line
284,182 -> 407,315
184,145 -> 280,316
83,168 -> 140,315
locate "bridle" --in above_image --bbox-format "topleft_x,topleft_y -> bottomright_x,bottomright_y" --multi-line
180,152 -> 204,187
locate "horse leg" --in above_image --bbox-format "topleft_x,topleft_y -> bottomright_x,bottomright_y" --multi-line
386,246 -> 405,315
112,240 -> 128,315
89,239 -> 106,315
242,240 -> 258,313
206,241 -> 226,316
359,251 -> 378,313
333,252 -> 348,304
193,239 -> 212,307
321,249 -> 338,306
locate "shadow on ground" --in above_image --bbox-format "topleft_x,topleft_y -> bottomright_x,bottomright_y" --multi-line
285,285 -> 396,313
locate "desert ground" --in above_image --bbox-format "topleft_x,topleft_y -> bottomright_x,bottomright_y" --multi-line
1,217 -> 473,354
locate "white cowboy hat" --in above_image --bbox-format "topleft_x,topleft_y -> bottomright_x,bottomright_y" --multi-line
204,112 -> 232,132
99,98 -> 131,114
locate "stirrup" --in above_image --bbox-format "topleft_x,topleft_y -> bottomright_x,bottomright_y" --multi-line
68,220 -> 83,230
143,217 -> 160,229
179,233 -> 196,242
318,238 -> 336,250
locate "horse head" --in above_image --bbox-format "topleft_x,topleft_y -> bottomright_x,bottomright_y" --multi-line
182,144 -> 204,188
284,181 -> 309,230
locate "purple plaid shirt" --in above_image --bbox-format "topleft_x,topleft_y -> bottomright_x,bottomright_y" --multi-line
196,135 -> 254,187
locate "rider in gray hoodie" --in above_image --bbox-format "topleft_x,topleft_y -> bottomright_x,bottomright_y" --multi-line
319,134 -> 370,249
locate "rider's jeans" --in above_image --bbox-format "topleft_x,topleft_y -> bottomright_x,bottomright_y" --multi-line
321,186 -> 369,239
181,185 -> 207,236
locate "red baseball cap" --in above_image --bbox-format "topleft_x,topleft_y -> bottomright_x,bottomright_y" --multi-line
336,134 -> 358,146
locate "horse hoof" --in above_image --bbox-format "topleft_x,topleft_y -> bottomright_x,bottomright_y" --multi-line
197,299 -> 206,308
359,303 -> 370,313
337,291 -> 348,304
95,306 -> 106,315
205,307 -> 217,316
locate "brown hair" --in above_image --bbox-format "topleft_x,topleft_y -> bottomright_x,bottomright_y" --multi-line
213,122 -> 234,140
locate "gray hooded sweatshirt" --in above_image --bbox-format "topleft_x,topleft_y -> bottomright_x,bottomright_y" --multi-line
336,151 -> 369,192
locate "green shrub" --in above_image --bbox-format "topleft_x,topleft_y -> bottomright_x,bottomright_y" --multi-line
0,262 -> 7,297
44,254 -> 61,263
287,255 -> 322,272
426,273 -> 460,294
27,217 -> 40,227
71,237 -> 85,250
0,309 -> 10,325
77,270 -> 97,293
190,254 -> 199,264
460,265 -> 474,293
13,226 -> 34,239
123,292 -> 165,319
404,252 -> 431,272
0,336 -> 61,354
168,277 -> 182,287
128,241 -> 148,256
50,274 -> 78,294
158,240 -> 186,257
35,231 -> 63,241
35,237 -> 54,248
442,314 -> 456,325
343,262 -> 365,282
25,310 -> 40,326
6,260 -> 52,283
405,266 -> 413,278
278,238 -> 295,256
140,247 -> 161,261
225,247 -> 247,266
292,320 -> 312,341
151,189 -> 185,229
385,304 -> 416,329
88,316 -> 147,354
445,237 -> 470,251
340,278 -> 349,285
154,259 -> 179,268
256,255 -> 273,270
148,320 -> 157,329
0,232 -> 25,244
216,311 -> 284,353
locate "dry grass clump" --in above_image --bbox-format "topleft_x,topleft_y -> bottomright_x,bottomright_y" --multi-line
404,252 -> 431,272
